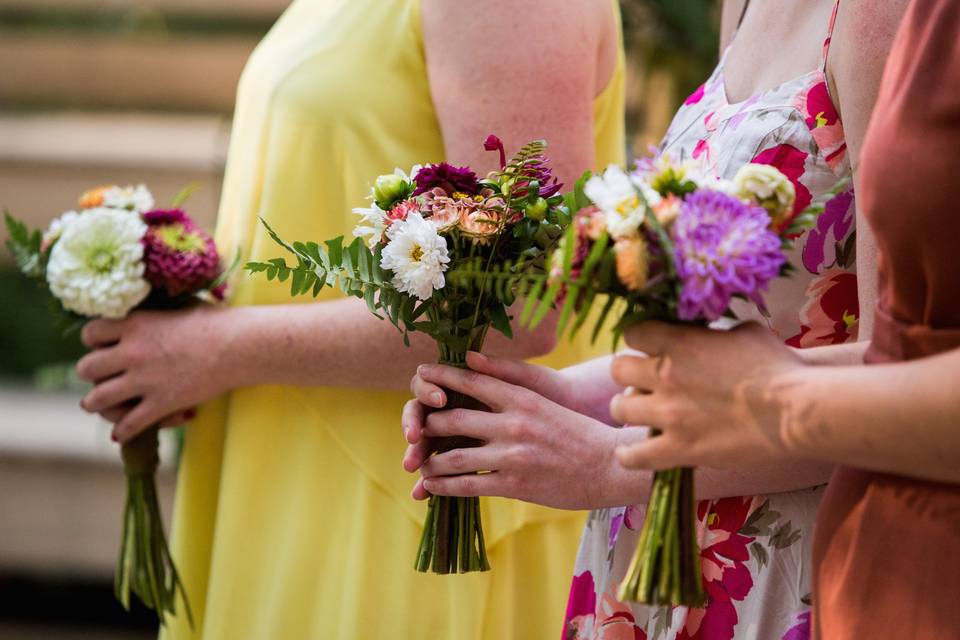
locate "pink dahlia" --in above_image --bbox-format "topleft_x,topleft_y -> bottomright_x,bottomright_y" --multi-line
141,209 -> 220,298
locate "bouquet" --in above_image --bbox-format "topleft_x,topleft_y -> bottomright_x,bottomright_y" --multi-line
245,135 -> 570,574
4,184 -> 234,625
453,155 -> 835,606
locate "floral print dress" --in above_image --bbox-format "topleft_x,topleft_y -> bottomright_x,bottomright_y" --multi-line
564,3 -> 857,639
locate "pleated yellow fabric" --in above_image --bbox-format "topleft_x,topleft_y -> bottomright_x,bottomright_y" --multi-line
160,1 -> 624,638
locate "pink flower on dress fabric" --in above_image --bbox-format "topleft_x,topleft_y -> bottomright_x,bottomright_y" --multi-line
751,144 -> 812,228
678,497 -> 760,640
593,592 -> 647,640
685,83 -> 707,106
782,611 -> 811,640
565,571 -> 599,634
801,189 -> 855,274
798,80 -> 848,170
692,139 -> 710,162
786,268 -> 859,348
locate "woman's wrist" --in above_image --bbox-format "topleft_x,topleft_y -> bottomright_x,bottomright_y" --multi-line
773,363 -> 827,459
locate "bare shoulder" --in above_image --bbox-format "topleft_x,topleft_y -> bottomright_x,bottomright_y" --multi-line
421,0 -> 614,89
422,0 -> 607,43
832,0 -> 910,66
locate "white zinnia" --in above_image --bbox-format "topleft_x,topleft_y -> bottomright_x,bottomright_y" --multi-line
584,165 -> 649,239
42,210 -> 81,249
352,203 -> 389,248
380,212 -> 450,301
46,207 -> 150,318
101,184 -> 155,214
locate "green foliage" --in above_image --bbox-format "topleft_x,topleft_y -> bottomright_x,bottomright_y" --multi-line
4,210 -> 44,280
0,266 -> 85,379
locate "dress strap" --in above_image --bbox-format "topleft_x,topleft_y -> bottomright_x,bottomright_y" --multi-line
821,0 -> 842,72
736,0 -> 751,29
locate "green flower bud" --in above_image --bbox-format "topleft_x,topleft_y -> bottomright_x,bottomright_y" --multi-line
525,197 -> 549,221
374,174 -> 408,206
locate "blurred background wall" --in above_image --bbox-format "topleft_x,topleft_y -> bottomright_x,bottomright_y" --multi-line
0,1 -> 716,637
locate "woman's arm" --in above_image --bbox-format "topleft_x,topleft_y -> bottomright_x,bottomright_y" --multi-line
829,0 -> 911,341
614,322 -> 960,485
77,0 -> 618,442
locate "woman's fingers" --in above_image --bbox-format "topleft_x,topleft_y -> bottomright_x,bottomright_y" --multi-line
420,444 -> 505,478
80,318 -> 125,348
422,472 -> 504,498
411,476 -> 431,501
80,375 -> 139,413
113,402 -> 165,444
422,408 -> 498,441
75,346 -> 126,383
609,388 -> 658,426
610,353 -> 661,392
401,399 -> 427,444
410,375 -> 446,409
465,351 -> 555,395
416,364 -> 509,411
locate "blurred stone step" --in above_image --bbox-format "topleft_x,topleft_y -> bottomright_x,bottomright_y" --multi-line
0,111 -> 229,243
0,0 -> 289,20
0,387 -> 177,577
0,31 -> 257,112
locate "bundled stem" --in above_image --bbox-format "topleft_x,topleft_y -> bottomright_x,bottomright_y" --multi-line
414,346 -> 491,574
116,428 -> 193,627
618,466 -> 705,607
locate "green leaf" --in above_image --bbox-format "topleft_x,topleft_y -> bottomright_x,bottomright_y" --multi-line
4,210 -> 44,279
488,303 -> 513,339
170,182 -> 201,208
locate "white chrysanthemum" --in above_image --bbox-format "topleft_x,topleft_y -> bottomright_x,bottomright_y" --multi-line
584,165 -> 647,239
380,212 -> 450,301
42,210 -> 81,249
46,207 -> 150,318
101,184 -> 155,214
352,203 -> 389,248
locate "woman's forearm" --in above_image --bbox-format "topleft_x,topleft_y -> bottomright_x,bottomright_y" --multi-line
793,340 -> 870,366
220,298 -> 557,392
781,348 -> 960,484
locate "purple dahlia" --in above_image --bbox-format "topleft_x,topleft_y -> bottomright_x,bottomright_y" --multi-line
412,163 -> 480,197
141,209 -> 220,298
671,190 -> 785,322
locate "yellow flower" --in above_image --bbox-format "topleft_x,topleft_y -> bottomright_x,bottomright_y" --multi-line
78,185 -> 116,210
614,235 -> 649,292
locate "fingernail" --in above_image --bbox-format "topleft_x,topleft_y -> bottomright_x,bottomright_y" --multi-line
469,351 -> 487,362
430,392 -> 444,407
418,364 -> 433,376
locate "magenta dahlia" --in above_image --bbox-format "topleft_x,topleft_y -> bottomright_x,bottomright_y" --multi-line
413,163 -> 480,197
141,209 -> 221,298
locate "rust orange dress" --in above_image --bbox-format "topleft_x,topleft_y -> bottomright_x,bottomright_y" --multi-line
812,0 -> 960,637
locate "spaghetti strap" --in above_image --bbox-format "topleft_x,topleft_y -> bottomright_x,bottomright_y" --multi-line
821,0 -> 842,71
736,0 -> 751,29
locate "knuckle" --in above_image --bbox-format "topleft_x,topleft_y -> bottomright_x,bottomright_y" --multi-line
448,448 -> 466,471
504,418 -> 527,441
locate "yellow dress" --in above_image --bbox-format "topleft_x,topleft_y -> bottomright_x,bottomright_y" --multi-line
161,1 -> 624,638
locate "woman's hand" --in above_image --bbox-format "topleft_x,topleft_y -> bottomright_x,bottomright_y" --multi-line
609,321 -> 805,472
402,353 -> 647,510
76,306 -> 239,443
403,352 -> 582,475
